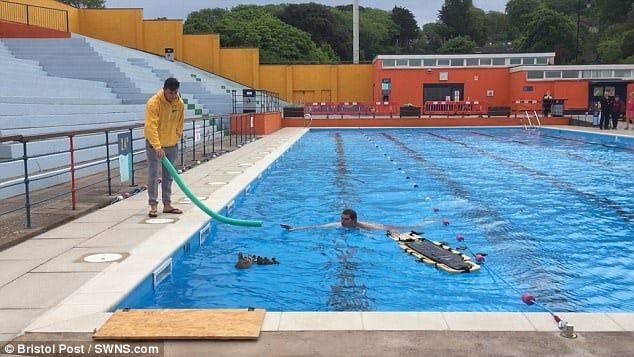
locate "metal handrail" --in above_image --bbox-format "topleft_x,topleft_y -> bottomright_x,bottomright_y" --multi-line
0,113 -> 260,228
0,0 -> 69,32
533,110 -> 542,127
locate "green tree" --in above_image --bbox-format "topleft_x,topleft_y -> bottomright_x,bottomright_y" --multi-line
621,28 -> 634,58
505,0 -> 542,34
467,6 -> 488,45
332,6 -> 397,61
391,6 -> 420,53
439,0 -> 473,36
184,8 -> 226,34
596,38 -> 623,63
277,3 -> 348,61
439,35 -> 476,53
519,7 -> 576,63
485,11 -> 515,43
217,6 -> 337,63
594,0 -> 633,26
421,22 -> 453,52
58,0 -> 104,8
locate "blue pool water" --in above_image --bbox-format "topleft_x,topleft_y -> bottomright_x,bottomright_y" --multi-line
123,128 -> 634,312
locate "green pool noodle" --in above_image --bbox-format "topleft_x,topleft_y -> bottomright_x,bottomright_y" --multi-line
161,157 -> 262,227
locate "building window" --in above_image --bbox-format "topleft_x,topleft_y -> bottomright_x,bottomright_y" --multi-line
409,59 -> 421,67
437,59 -> 450,66
480,58 -> 492,65
562,70 -> 579,79
535,57 -> 548,64
396,59 -> 408,66
510,58 -> 522,65
383,59 -> 395,67
527,71 -> 544,79
466,58 -> 479,66
492,58 -> 505,65
423,59 -> 436,66
614,69 -> 632,78
522,57 -> 535,65
545,71 -> 561,79
450,58 -> 464,66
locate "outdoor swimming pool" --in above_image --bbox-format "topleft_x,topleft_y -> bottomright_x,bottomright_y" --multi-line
120,128 -> 634,312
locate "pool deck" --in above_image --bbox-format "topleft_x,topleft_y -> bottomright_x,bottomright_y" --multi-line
1,125 -> 633,356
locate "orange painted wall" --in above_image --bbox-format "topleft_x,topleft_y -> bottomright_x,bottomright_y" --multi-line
509,72 -> 589,110
79,9 -> 143,49
231,112 -> 282,135
373,61 -> 510,107
219,48 -> 260,88
142,20 -> 183,61
7,0 -> 79,32
183,34 -> 220,73
259,64 -> 372,104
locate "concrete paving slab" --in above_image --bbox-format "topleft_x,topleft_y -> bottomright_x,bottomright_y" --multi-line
443,312 -> 535,331
0,260 -> 43,287
73,208 -> 146,223
26,305 -> 108,332
0,272 -> 96,309
77,228 -> 157,249
362,312 -> 448,330
278,312 -> 363,331
0,309 -> 44,333
27,312 -> 111,333
34,222 -> 115,239
0,239 -> 86,261
31,248 -> 127,273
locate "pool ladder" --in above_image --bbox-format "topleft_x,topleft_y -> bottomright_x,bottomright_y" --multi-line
524,110 -> 542,130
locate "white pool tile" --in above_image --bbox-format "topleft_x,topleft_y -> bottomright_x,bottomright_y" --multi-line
557,313 -> 625,331
443,312 -> 535,331
607,313 -> 634,331
261,312 -> 281,331
278,312 -> 363,331
362,312 -> 447,330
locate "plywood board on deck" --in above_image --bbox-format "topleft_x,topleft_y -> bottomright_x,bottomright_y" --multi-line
93,309 -> 266,340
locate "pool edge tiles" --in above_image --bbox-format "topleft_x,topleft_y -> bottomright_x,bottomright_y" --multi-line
21,128 -> 309,335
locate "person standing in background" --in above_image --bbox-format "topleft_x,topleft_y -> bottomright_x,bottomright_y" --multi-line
542,90 -> 554,117
626,92 -> 634,130
599,93 -> 613,130
610,96 -> 624,129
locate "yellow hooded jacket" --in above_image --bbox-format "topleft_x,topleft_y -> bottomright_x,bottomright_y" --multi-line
143,89 -> 185,149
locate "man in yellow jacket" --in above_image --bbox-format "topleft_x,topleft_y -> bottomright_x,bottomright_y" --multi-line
144,78 -> 185,217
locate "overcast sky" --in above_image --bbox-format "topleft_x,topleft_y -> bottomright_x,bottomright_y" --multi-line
105,0 -> 508,26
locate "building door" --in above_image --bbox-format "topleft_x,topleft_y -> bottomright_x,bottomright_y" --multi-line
589,81 -> 627,103
423,83 -> 464,102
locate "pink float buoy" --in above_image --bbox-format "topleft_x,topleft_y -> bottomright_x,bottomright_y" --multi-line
433,207 -> 439,212
522,293 -> 536,305
475,254 -> 485,263
456,234 -> 465,242
442,218 -> 450,226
